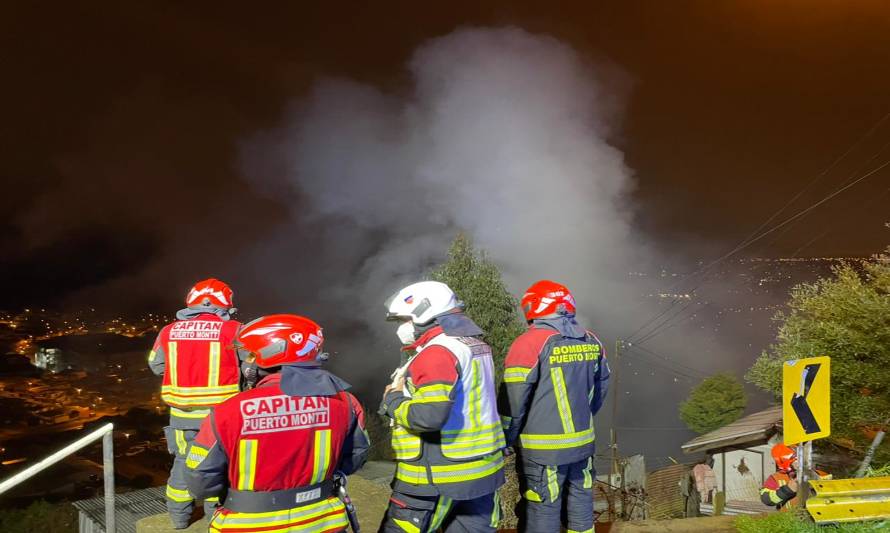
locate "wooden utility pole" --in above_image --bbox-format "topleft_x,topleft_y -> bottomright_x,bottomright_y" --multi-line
610,339 -> 622,518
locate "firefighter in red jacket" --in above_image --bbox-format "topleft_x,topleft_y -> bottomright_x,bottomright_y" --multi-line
185,314 -> 370,532
501,280 -> 610,533
148,278 -> 242,527
379,281 -> 505,533
761,443 -> 830,509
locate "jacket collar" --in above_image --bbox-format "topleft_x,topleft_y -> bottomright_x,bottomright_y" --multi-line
257,373 -> 282,387
256,367 -> 351,396
531,315 -> 587,339
405,325 -> 444,351
175,307 -> 229,321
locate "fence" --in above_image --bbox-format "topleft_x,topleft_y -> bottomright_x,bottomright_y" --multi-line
0,423 -> 116,533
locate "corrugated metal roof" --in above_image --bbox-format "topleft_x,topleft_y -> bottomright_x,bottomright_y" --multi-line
681,406 -> 783,454
73,486 -> 166,533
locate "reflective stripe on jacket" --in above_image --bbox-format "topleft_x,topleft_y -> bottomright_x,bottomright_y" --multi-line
760,470 -> 830,509
149,314 -> 241,422
184,373 -> 369,532
384,325 -> 506,500
502,324 -> 609,465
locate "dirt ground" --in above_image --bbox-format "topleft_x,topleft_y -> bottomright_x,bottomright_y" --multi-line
607,515 -> 738,532
348,474 -> 392,529
137,462 -> 742,533
347,462 -> 740,533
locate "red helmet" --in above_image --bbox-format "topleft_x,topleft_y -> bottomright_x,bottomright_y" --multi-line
236,314 -> 324,368
186,278 -> 233,309
772,443 -> 797,472
521,280 -> 577,321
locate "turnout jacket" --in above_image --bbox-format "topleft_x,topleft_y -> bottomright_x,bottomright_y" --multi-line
760,469 -> 830,509
501,320 -> 610,465
382,323 -> 506,500
148,311 -> 242,429
185,371 -> 369,532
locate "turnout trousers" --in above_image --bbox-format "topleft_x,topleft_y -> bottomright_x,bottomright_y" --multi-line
518,456 -> 595,533
379,491 -> 500,533
164,427 -> 219,526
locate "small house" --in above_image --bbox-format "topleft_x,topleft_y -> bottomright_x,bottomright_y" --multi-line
681,406 -> 783,515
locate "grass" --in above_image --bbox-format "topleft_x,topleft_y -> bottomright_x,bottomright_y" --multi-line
0,500 -> 78,533
363,407 -> 394,461
735,512 -> 889,533
867,463 -> 890,477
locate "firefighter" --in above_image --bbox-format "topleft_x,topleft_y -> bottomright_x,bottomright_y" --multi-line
501,280 -> 610,533
184,313 -> 370,532
379,281 -> 505,533
760,443 -> 830,509
148,278 -> 242,528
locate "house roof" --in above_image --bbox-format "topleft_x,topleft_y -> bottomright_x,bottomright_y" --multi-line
681,406 -> 783,454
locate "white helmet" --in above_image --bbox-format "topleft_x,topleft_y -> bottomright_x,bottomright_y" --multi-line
385,281 -> 460,345
385,281 -> 460,325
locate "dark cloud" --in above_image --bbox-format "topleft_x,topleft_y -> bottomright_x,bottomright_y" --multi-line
3,2 -> 888,312
3,1 -> 889,463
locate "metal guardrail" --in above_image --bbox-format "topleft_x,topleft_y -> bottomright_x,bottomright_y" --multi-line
807,475 -> 890,524
0,423 -> 116,533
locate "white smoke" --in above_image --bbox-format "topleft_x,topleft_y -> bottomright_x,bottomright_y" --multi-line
243,27 -> 654,340
245,26 -> 768,462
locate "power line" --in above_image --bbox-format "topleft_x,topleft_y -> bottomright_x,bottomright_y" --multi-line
791,186 -> 889,257
754,136 -> 890,255
632,300 -> 699,346
675,158 -> 890,288
735,109 -> 890,254
695,159 -> 890,267
630,154 -> 890,347
629,343 -> 709,378
623,110 -> 890,343
623,348 -> 703,381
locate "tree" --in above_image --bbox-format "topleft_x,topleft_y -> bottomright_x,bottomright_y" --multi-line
746,250 -> 890,447
679,373 -> 747,434
430,233 -> 525,383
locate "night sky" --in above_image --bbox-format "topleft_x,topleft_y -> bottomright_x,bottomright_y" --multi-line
3,1 -> 889,311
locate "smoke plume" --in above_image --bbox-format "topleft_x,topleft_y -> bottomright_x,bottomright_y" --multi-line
242,27 -> 731,463
243,27 -> 651,345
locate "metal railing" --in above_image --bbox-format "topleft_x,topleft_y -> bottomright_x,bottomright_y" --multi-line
0,422 -> 115,533
807,475 -> 890,524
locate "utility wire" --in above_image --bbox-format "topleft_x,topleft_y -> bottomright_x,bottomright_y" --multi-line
623,348 -> 702,381
629,343 -> 709,378
631,157 -> 890,346
732,110 -> 890,255
688,159 -> 890,273
791,186 -> 890,257
755,135 -> 890,255
623,110 -> 890,343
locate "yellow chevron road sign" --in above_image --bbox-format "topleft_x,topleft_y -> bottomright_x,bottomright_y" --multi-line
783,356 -> 830,446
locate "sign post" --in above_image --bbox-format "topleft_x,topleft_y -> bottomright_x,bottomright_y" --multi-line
783,356 -> 830,508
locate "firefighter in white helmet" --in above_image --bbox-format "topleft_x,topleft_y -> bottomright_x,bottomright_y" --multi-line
379,281 -> 506,532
